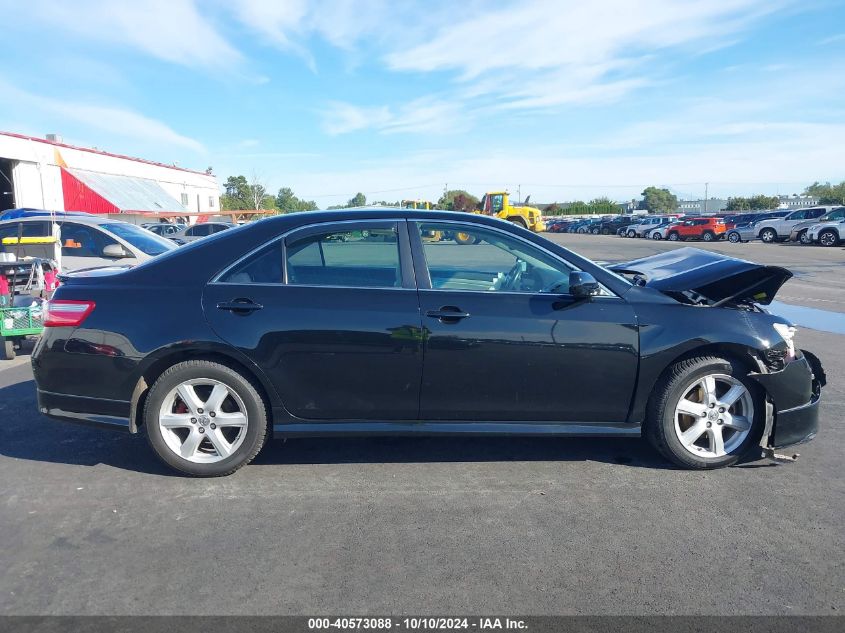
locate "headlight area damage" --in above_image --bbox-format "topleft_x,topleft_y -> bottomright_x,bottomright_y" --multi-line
611,247 -> 826,460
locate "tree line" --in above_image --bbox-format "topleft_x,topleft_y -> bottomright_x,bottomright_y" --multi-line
220,175 -> 845,217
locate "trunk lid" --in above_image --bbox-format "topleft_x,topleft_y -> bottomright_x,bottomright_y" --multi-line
610,247 -> 792,305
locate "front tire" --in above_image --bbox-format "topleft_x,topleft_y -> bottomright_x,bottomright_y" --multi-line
645,356 -> 763,469
144,360 -> 268,476
798,230 -> 811,245
727,232 -> 741,243
651,232 -> 663,240
667,232 -> 680,241
759,228 -> 777,243
818,229 -> 839,247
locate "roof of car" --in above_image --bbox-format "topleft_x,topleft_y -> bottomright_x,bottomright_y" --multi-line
0,214 -> 125,226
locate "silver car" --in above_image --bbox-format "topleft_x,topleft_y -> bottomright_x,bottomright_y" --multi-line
0,215 -> 177,271
171,221 -> 236,243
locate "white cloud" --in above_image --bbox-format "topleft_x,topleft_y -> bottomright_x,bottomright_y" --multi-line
382,0 -> 789,110
21,0 -> 241,68
322,99 -> 465,135
0,78 -> 205,153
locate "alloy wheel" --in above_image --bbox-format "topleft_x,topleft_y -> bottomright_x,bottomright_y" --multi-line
799,231 -> 811,245
158,379 -> 249,463
728,232 -> 740,243
819,231 -> 838,247
760,229 -> 776,243
673,374 -> 754,458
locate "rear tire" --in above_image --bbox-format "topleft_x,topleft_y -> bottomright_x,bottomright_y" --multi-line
144,360 -> 268,477
644,356 -> 764,469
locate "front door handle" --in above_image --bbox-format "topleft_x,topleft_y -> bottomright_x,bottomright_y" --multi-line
217,299 -> 263,314
426,306 -> 470,323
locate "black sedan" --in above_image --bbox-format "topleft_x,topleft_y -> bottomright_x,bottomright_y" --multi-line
32,209 -> 825,476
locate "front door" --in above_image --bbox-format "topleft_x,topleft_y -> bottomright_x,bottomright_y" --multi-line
203,220 -> 424,421
411,221 -> 639,423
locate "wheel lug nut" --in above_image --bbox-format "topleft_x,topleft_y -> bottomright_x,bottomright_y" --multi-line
719,407 -> 725,413
197,408 -> 204,414
706,422 -> 712,428
700,411 -> 707,417
209,411 -> 216,418
190,417 -> 197,424
709,403 -> 715,408
210,423 -> 216,430
198,427 -> 205,434
718,419 -> 723,425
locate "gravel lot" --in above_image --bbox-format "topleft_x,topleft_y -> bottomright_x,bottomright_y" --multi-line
1,234 -> 843,615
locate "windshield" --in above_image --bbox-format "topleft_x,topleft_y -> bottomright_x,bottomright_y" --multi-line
100,223 -> 178,256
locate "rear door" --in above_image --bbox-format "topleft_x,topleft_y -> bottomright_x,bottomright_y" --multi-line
410,220 -> 638,423
203,219 -> 425,421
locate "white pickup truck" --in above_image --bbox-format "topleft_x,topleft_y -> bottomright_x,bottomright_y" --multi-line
753,207 -> 827,243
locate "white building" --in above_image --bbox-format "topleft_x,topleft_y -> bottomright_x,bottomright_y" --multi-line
0,131 -> 219,224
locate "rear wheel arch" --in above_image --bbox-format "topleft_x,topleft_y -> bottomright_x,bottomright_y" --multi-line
131,349 -> 277,433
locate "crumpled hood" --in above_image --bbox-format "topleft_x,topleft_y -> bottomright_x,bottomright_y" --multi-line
610,247 -> 792,305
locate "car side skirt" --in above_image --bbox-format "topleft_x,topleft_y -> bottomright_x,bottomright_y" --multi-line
272,420 -> 640,438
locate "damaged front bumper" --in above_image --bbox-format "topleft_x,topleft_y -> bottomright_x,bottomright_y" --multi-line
750,350 -> 826,450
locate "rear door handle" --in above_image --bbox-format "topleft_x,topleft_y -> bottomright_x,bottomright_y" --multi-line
217,299 -> 263,314
426,306 -> 470,323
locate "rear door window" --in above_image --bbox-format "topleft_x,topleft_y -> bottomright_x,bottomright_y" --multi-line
285,223 -> 402,288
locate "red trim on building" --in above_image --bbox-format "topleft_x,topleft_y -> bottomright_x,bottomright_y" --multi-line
0,130 -> 210,176
61,168 -> 119,214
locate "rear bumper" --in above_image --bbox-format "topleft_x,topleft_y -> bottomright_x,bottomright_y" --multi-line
750,351 -> 825,449
36,388 -> 132,432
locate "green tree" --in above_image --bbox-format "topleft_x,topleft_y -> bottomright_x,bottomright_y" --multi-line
565,201 -> 590,215
726,195 -> 780,211
804,181 -> 845,205
437,189 -> 479,211
588,197 -> 619,214
640,186 -> 678,213
221,175 -> 251,210
276,187 -> 318,213
348,192 -> 367,207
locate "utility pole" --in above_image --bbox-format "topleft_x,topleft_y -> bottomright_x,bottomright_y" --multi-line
704,182 -> 709,214
517,184 -> 521,203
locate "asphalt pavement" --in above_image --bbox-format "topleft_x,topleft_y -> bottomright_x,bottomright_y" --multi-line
0,234 -> 843,615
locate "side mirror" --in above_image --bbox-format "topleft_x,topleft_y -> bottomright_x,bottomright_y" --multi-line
569,271 -> 600,298
103,244 -> 131,258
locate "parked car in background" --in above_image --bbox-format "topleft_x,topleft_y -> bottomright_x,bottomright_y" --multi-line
806,218 -> 845,247
0,215 -> 177,271
626,216 -> 671,237
546,219 -> 576,233
594,216 -> 638,235
788,207 -> 845,244
666,217 -> 726,242
32,209 -> 824,476
142,223 -> 186,238
724,211 -> 789,243
571,218 -> 603,234
171,221 -> 235,243
752,208 -> 827,243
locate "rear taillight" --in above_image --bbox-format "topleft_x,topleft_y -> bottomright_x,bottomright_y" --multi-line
43,300 -> 96,327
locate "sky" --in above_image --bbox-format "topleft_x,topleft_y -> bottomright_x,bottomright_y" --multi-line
1,0 -> 844,206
